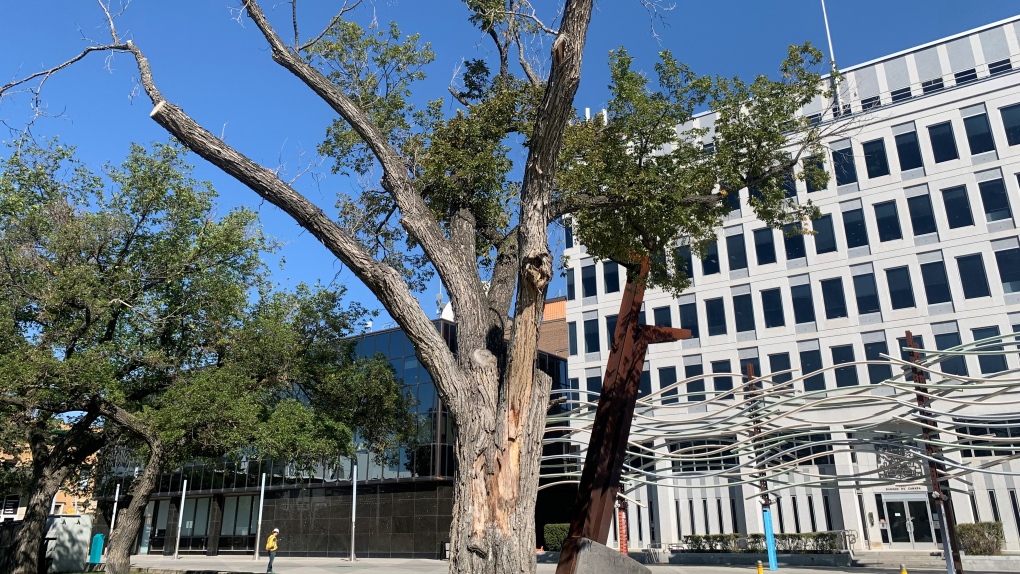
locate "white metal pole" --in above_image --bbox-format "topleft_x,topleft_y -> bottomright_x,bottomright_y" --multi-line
173,480 -> 187,560
110,483 -> 122,533
253,473 -> 267,561
50,495 -> 57,515
820,0 -> 842,112
350,460 -> 357,562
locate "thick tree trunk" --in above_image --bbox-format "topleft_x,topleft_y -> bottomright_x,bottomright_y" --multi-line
7,466 -> 67,574
105,443 -> 168,574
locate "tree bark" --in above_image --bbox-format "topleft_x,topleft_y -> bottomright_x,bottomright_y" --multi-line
105,441 -> 168,574
7,462 -> 69,574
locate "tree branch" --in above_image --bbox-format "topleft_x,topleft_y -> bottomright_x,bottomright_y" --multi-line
296,0 -> 364,52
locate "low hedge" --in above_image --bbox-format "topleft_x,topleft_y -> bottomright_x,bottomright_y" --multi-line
680,532 -> 840,554
544,523 -> 570,551
957,522 -> 1004,556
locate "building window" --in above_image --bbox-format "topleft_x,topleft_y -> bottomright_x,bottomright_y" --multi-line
705,298 -> 727,336
812,214 -> 838,254
740,356 -> 762,383
605,315 -> 618,350
922,77 -> 945,94
891,87 -> 912,102
769,353 -> 793,384
653,306 -> 673,328
726,233 -> 748,271
566,268 -> 575,301
954,68 -> 978,85
957,254 -> 991,299
1001,103 -> 1020,146
805,155 -> 825,193
679,302 -> 700,338
862,138 -> 891,178
885,267 -> 916,309
702,242 -> 720,275
863,340 -> 893,384
711,360 -> 733,396
753,228 -> 777,265
583,318 -> 599,354
928,121 -> 959,163
906,194 -> 938,236
832,147 -> 858,186
873,201 -> 902,242
581,265 -> 597,298
733,293 -> 755,333
852,273 -> 881,314
979,178 -> 1013,222
861,95 -> 881,110
963,113 -> 996,155
761,288 -> 786,328
894,131 -> 924,171
639,369 -> 652,398
782,168 -> 798,198
564,220 -> 574,248
567,322 -> 578,355
989,58 -> 1012,75
920,260 -> 953,304
800,349 -> 825,392
934,331 -> 968,377
842,208 -> 869,248
660,366 -> 679,405
941,186 -> 975,228
831,345 -> 859,387
603,261 -> 621,294
820,278 -> 848,319
783,223 -> 806,260
995,247 -> 1020,293
791,284 -> 816,324
973,326 -> 1008,374
686,363 -> 705,402
586,373 -> 602,395
2,495 -> 19,516
724,188 -> 740,213
675,246 -> 694,282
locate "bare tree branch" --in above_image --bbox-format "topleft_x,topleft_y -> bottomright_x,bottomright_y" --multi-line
297,0 -> 364,52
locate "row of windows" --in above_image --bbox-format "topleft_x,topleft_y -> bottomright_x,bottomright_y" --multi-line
955,419 -> 1020,458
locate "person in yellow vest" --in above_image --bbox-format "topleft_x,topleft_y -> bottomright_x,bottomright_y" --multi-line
266,528 -> 279,573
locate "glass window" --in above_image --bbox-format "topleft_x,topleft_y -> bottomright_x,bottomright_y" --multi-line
726,233 -> 748,271
605,315 -> 618,350
800,349 -> 825,392
885,267 -> 916,309
863,340 -> 893,384
812,214 -> 838,254
733,293 -> 755,333
895,131 -> 924,171
705,298 -> 727,336
853,273 -> 881,314
603,262 -> 621,294
711,360 -> 733,396
842,208 -> 869,248
973,326 -> 1008,374
805,155 -> 826,193
920,260 -> 952,304
979,178 -> 1013,222
581,265 -> 597,298
753,228 -> 777,265
963,113 -> 996,155
1001,103 -> 1020,146
653,306 -> 673,328
782,169 -> 798,198
832,147 -> 858,186
990,59 -> 1013,75
702,242 -> 720,275
791,284 -> 816,324
583,318 -> 599,353
906,194 -> 938,236
769,353 -> 793,384
679,302 -> 700,338
922,77 -> 945,94
783,223 -> 806,260
639,370 -> 652,398
566,268 -> 575,301
862,139 -> 890,178
891,87 -> 912,103
955,68 -> 978,85
928,122 -> 959,163
675,246 -> 694,282
685,363 -> 705,402
995,248 -> 1020,293
568,322 -> 578,355
831,345 -> 859,387
761,288 -> 786,328
586,374 -> 602,396
873,201 -> 902,242
934,331 -> 968,377
660,367 -> 679,405
740,357 -> 762,383
957,254 -> 991,299
941,186 -> 974,228
564,221 -> 574,248
820,278 -> 848,319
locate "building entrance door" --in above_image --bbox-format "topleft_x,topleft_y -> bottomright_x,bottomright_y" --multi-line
880,494 -> 940,549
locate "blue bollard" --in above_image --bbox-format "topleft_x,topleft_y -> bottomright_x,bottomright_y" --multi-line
89,533 -> 104,564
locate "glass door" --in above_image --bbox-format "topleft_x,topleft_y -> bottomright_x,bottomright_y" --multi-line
882,496 -> 936,548
886,500 -> 911,543
907,500 -> 934,543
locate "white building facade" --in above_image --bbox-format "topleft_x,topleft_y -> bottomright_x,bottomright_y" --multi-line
562,16 -> 1020,552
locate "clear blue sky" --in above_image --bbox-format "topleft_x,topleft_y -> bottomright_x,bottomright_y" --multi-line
2,1 -> 1017,325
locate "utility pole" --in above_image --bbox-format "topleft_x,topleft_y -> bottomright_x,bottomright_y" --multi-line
173,480 -> 188,560
350,459 -> 358,562
906,331 -> 963,574
820,0 -> 843,115
746,364 -> 777,571
253,473 -> 267,561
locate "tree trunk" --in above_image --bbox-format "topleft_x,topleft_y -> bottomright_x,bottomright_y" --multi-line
7,465 -> 67,574
105,442 -> 168,574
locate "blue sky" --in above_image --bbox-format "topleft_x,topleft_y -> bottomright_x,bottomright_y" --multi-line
2,1 -> 1018,325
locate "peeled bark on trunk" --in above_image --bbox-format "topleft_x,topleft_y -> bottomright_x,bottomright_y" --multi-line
7,466 -> 68,574
105,442 -> 168,574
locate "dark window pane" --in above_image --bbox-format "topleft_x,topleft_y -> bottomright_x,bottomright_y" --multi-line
805,155 -> 826,193
800,349 -> 825,391
996,248 -> 1020,293
820,278 -> 848,319
605,315 -> 618,350
702,242 -> 720,275
782,169 -> 798,198
920,261 -> 952,304
990,59 -> 1012,75
863,341 -> 893,384
675,246 -> 694,282
769,353 -> 793,384
963,113 -> 996,155
885,267 -> 916,309
957,254 -> 991,299
711,360 -> 733,396
791,284 -> 816,324
897,335 -> 925,363
973,326 -> 1008,374
842,209 -> 869,248
754,228 -> 777,265
812,215 -> 838,254
1001,103 -> 1020,146
705,298 -> 727,336
874,201 -> 902,242
783,223 -> 806,260
587,375 -> 602,396
922,77 -> 945,94
941,186 -> 974,229
928,122 -> 959,163
861,95 -> 881,110
895,131 -> 924,171
934,332 -> 968,377
733,293 -> 755,333
604,262 -> 621,294
566,268 -> 575,301
955,68 -> 978,85
581,265 -> 597,298
831,345 -> 859,387
685,363 -> 705,402
583,318 -> 599,353
862,139 -> 891,178
567,322 -> 578,355
761,288 -> 786,328
726,233 -> 748,271
639,369 -> 652,398
679,302 -> 700,339
653,306 -> 673,328
660,367 -> 679,405
564,221 -> 574,248
853,273 -> 881,314
832,147 -> 858,186
740,357 -> 762,384
907,194 -> 938,236
891,87 -> 912,102
979,179 -> 1013,222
